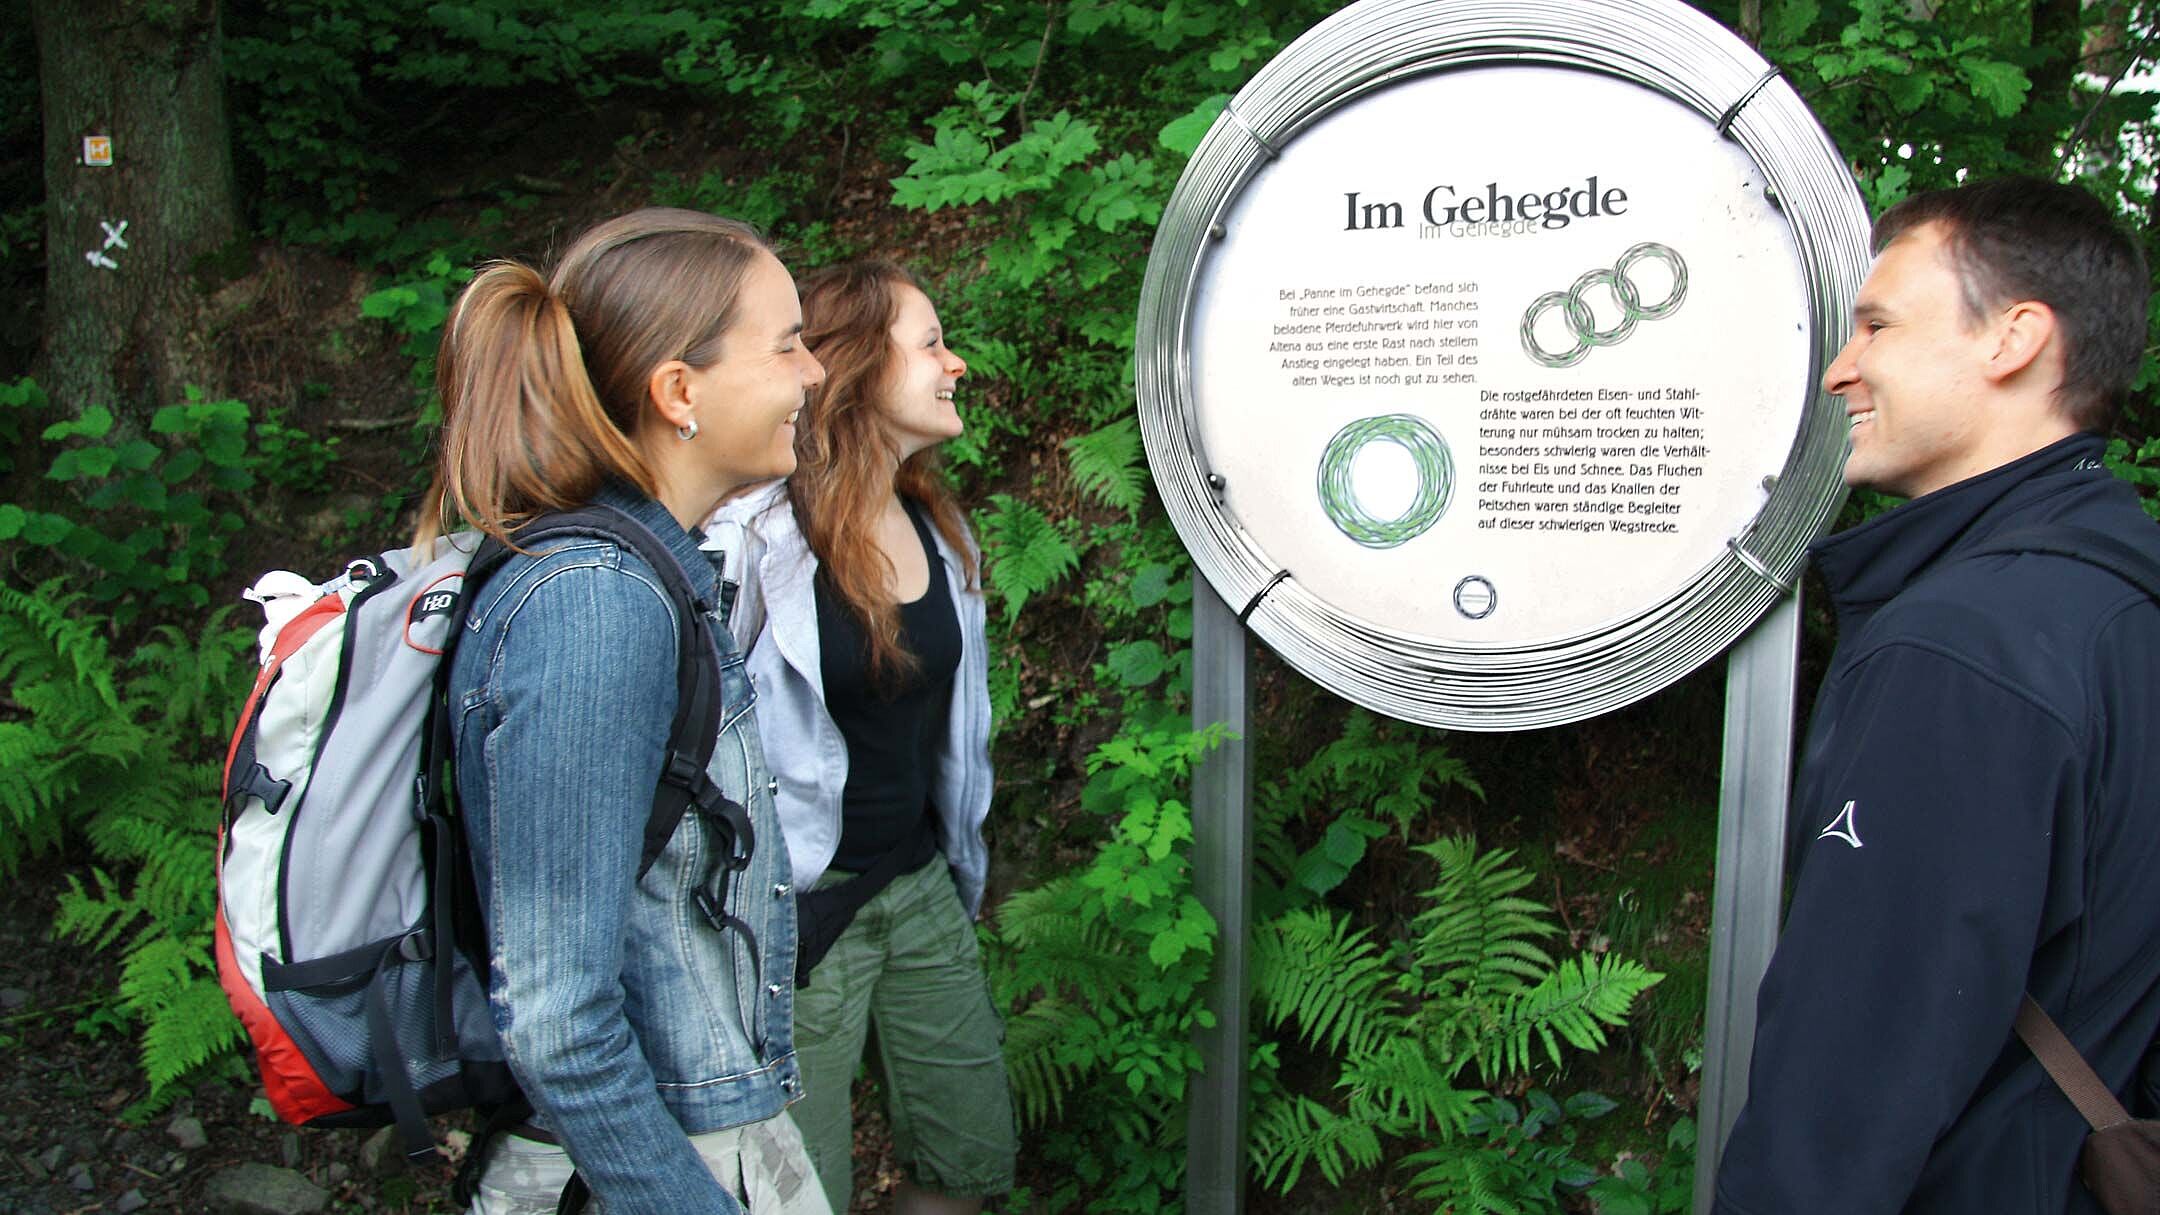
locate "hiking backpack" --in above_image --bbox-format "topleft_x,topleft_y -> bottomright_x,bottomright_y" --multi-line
214,504 -> 753,1169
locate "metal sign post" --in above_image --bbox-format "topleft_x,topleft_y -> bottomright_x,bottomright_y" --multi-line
1694,589 -> 1803,1213
1185,577 -> 1254,1215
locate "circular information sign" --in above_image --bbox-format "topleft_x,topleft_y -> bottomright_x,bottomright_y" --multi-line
1137,0 -> 1871,730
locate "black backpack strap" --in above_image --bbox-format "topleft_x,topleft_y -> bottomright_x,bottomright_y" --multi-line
503,506 -> 740,881
418,532 -> 510,1061
367,932 -> 442,1165
556,1172 -> 592,1215
1961,524 -> 2160,605
449,1098 -> 534,1206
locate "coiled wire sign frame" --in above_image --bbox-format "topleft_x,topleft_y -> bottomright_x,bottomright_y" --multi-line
1135,0 -> 1870,733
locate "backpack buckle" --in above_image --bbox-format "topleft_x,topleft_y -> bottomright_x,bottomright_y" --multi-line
696,795 -> 754,872
695,885 -> 728,933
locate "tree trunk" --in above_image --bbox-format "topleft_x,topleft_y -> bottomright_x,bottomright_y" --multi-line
31,0 -> 238,419
2016,0 -> 2083,163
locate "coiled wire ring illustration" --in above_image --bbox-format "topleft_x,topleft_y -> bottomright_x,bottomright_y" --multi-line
1519,242 -> 1688,368
1315,414 -> 1454,548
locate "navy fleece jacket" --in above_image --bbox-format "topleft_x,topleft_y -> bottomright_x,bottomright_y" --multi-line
1714,433 -> 2160,1215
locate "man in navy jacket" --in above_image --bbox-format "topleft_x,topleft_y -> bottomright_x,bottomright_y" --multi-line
1713,178 -> 2160,1214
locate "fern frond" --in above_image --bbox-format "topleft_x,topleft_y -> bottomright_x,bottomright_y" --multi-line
1408,836 -> 1558,1004
976,493 -> 1080,622
1338,1035 -> 1482,1139
0,578 -> 155,877
990,877 -> 1136,999
86,809 -> 218,934
1464,955 -> 1664,1080
1252,907 -> 1391,1057
1001,996 -> 1100,1128
1063,417 -> 1147,514
0,579 -> 120,708
1247,1092 -> 1383,1192
54,869 -> 146,952
131,962 -> 243,1093
0,724 -> 75,850
127,612 -> 252,738
0,685 -> 149,872
1400,1140 -> 1528,1215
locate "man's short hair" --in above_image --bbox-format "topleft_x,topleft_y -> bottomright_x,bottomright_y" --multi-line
1874,176 -> 2148,432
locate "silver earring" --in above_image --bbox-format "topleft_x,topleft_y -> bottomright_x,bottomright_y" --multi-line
677,419 -> 699,441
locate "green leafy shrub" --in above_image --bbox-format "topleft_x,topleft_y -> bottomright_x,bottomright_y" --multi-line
2106,435 -> 2160,519
0,378 -> 332,1104
1397,1090 -> 1612,1214
360,250 -> 480,414
225,0 -> 808,246
1248,838 -> 1663,1201
988,716 -> 1226,1213
1586,1118 -> 1697,1215
1257,708 -> 1483,905
1,579 -> 253,1107
1,382 -> 337,623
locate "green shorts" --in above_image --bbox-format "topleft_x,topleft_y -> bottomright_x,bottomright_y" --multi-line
791,853 -> 1017,1209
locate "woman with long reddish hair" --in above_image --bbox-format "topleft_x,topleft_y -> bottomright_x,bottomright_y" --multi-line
710,261 -> 1014,1213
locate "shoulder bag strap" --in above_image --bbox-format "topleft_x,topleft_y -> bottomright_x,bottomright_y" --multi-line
2016,992 -> 2134,1131
508,506 -> 735,881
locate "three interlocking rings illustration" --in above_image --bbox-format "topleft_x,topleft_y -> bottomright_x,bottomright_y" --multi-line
1315,414 -> 1455,548
1518,242 -> 1688,369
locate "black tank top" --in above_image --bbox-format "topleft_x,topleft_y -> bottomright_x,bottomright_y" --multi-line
815,499 -> 961,873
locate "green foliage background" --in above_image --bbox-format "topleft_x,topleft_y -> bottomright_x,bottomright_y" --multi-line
6,0 -> 2160,1210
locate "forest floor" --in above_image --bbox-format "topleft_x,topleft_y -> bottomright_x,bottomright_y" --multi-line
0,855 -> 922,1214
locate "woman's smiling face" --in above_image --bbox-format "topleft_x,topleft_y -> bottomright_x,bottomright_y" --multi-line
682,251 -> 827,493
876,284 -> 967,461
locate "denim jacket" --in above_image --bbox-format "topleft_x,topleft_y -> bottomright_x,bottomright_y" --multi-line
705,481 -> 995,913
451,483 -> 802,1215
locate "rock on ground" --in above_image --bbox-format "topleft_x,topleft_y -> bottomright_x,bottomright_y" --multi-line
204,1162 -> 330,1215
169,1114 -> 209,1151
359,1125 -> 403,1177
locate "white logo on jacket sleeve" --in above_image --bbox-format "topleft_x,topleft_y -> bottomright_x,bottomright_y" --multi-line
1817,800 -> 1864,849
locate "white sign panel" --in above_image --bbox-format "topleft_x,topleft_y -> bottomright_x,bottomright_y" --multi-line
1191,66 -> 1810,647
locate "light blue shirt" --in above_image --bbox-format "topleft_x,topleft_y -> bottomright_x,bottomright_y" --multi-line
707,481 -> 995,913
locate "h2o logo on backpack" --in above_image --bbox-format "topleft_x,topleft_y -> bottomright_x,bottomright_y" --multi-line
404,575 -> 464,655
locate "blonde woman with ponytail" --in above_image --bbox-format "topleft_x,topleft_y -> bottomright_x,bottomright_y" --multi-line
425,209 -> 831,1215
